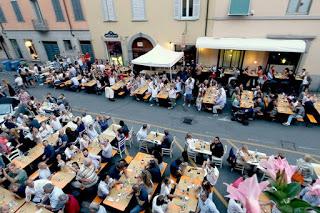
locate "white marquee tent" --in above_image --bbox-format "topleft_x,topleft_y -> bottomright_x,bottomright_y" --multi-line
131,44 -> 184,78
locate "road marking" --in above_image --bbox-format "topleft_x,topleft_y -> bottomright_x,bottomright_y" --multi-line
73,108 -> 320,163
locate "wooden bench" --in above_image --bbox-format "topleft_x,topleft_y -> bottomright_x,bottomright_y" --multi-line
124,156 -> 133,164
307,114 -> 317,124
143,94 -> 151,101
118,91 -> 125,96
29,170 -> 40,181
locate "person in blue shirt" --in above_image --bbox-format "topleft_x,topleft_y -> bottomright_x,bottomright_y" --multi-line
146,160 -> 161,183
161,130 -> 173,149
42,140 -> 55,164
29,117 -> 41,129
170,158 -> 183,178
55,129 -> 68,154
130,184 -> 149,213
98,116 -> 109,132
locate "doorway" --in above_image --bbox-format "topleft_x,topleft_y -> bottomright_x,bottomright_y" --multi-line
131,37 -> 153,59
43,41 -> 60,61
80,41 -> 95,62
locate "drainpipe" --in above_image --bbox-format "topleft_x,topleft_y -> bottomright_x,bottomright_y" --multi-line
62,0 -> 75,37
204,0 -> 210,36
0,23 -> 10,59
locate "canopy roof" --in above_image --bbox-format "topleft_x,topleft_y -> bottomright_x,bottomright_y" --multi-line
131,44 -> 184,67
196,37 -> 306,53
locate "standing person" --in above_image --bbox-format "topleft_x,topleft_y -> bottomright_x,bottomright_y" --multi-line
149,83 -> 159,107
99,140 -> 113,163
2,79 -> 16,96
183,77 -> 194,107
197,191 -> 220,213
300,71 -> 312,92
168,85 -> 177,109
40,183 -> 66,211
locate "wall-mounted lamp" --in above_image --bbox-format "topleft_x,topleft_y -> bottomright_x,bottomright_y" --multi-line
253,60 -> 257,64
281,58 -> 286,64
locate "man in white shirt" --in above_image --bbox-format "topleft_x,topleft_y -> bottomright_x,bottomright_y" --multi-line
197,191 -> 220,213
136,124 -> 149,142
149,84 -> 159,107
50,115 -> 62,132
41,183 -> 66,211
183,77 -> 194,107
100,140 -> 113,162
38,162 -> 52,180
39,122 -> 54,139
82,113 -> 94,127
212,85 -> 226,115
14,74 -> 24,89
68,65 -> 77,78
25,179 -> 51,203
89,203 -> 107,213
152,195 -> 168,213
70,76 -> 80,91
97,174 -> 115,198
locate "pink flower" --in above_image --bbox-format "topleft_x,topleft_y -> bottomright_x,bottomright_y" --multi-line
225,175 -> 269,213
259,156 -> 296,183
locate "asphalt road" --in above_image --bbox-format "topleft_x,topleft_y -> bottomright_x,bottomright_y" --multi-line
1,71 -> 320,212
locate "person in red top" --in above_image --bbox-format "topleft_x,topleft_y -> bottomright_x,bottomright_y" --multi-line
60,194 -> 80,213
257,65 -> 265,87
85,52 -> 91,62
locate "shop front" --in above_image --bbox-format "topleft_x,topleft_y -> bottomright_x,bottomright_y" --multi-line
197,37 -> 306,74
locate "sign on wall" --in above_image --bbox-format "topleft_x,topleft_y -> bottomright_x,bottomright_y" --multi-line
104,31 -> 119,38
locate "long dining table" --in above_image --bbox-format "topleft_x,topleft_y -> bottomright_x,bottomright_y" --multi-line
168,166 -> 205,213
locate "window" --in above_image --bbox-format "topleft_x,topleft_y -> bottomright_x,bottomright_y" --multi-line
11,0 -> 24,22
0,7 -> 6,23
52,0 -> 65,22
102,0 -> 116,21
228,0 -> 251,16
131,0 -> 146,21
287,0 -> 312,15
71,0 -> 85,21
30,0 -> 44,21
63,40 -> 73,50
218,50 -> 245,68
174,0 -> 200,20
10,39 -> 23,58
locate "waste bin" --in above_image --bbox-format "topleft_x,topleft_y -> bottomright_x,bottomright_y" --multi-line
1,60 -> 11,71
10,60 -> 21,71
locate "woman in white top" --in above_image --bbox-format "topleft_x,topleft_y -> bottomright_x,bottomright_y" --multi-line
203,160 -> 219,186
109,74 -> 116,86
87,124 -> 98,140
168,86 -> 177,109
185,133 -> 195,150
160,177 -> 177,199
79,133 -> 91,150
64,144 -> 79,160
136,124 -> 149,142
152,195 -> 168,213
39,123 -> 53,139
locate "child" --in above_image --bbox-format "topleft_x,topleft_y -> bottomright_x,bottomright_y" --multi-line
168,86 -> 177,109
196,92 -> 203,111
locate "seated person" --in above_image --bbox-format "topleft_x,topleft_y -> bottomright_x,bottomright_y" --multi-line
9,182 -> 26,199
25,179 -> 51,203
38,162 -> 52,180
146,160 -> 161,183
42,140 -> 56,164
160,177 -> 178,199
55,129 -> 68,154
236,145 -> 252,165
212,85 -> 226,115
97,174 -> 119,198
1,163 -> 28,186
202,161 -> 219,186
65,127 -> 79,143
64,144 -> 79,160
39,122 -> 53,139
136,124 -> 149,142
297,155 -> 314,180
82,148 -> 101,170
71,159 -> 98,189
119,120 -> 129,138
86,124 -> 98,140
161,130 -> 173,149
170,158 -> 184,179
197,191 -> 220,213
111,129 -> 125,147
152,195 -> 169,213
283,100 -> 305,126
100,139 -> 113,163
89,203 -> 108,213
253,98 -> 265,116
129,184 -> 149,213
109,161 -> 127,180
210,137 -> 224,159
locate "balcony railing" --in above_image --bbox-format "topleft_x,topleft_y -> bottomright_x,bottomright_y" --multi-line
32,19 -> 49,32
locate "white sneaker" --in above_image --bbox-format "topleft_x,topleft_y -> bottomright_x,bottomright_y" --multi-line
183,103 -> 186,106
188,104 -> 191,107
282,122 -> 290,126
150,104 -> 153,106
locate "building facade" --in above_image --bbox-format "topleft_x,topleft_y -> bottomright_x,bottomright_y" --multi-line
198,0 -> 320,90
82,0 -> 210,66
0,0 -> 93,62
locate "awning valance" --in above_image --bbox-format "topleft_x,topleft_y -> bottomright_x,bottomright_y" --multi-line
196,37 -> 306,53
131,44 -> 184,67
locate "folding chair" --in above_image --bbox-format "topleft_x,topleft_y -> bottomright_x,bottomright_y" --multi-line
187,149 -> 197,163
139,140 -> 149,153
125,127 -> 134,148
6,148 -> 21,162
162,137 -> 175,158
115,138 -> 126,158
211,145 -> 228,168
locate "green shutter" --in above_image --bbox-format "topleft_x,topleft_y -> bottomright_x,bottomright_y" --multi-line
71,0 -> 85,21
52,0 -> 65,22
229,0 -> 250,16
0,7 -> 6,23
11,1 -> 25,22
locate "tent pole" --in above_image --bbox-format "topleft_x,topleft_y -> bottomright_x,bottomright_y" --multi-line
170,66 -> 172,81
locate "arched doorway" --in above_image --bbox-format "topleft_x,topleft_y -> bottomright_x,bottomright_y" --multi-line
131,37 -> 153,59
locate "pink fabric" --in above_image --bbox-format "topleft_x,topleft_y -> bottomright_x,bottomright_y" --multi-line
225,175 -> 269,213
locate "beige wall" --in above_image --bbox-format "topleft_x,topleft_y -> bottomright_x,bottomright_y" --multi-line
0,0 -> 88,30
82,0 -> 210,62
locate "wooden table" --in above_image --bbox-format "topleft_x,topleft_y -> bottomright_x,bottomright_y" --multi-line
103,152 -> 166,212
145,131 -> 165,145
246,150 -> 267,167
81,80 -> 96,87
240,90 -> 254,109
157,85 -> 171,100
133,84 -> 148,96
311,163 -> 320,178
277,94 -> 293,115
168,166 -> 205,213
17,202 -> 52,213
0,187 -> 25,212
202,87 -> 218,105
35,115 -> 48,123
111,78 -> 129,91
246,72 -> 258,78
119,67 -> 130,73
189,139 -> 211,155
12,144 -> 44,169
